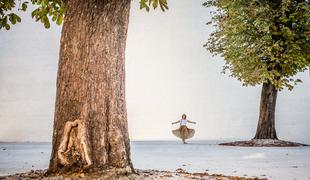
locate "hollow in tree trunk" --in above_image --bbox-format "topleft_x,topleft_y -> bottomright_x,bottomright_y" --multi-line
48,0 -> 133,173
254,82 -> 278,139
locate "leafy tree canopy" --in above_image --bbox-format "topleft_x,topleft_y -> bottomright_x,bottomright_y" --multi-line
0,0 -> 168,30
204,0 -> 310,90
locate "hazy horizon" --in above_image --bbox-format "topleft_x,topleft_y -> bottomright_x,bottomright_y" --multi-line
0,0 -> 309,143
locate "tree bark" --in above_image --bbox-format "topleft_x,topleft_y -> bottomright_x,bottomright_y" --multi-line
48,0 -> 133,173
254,82 -> 278,139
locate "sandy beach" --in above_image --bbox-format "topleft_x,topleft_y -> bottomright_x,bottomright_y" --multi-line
1,169 -> 267,180
1,141 -> 309,179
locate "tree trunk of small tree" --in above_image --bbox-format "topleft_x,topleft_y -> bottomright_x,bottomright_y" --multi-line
254,82 -> 278,139
48,0 -> 133,173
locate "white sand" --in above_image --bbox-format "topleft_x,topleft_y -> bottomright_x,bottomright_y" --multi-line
0,141 -> 309,180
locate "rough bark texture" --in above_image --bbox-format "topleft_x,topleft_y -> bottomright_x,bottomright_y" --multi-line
49,0 -> 133,173
254,82 -> 278,139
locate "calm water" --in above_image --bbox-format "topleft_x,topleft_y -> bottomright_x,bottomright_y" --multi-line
1,141 -> 310,180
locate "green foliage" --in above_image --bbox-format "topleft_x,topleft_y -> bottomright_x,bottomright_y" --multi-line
204,0 -> 310,90
0,0 -> 64,29
30,0 -> 64,28
1,0 -> 168,30
140,0 -> 168,12
0,0 -> 26,30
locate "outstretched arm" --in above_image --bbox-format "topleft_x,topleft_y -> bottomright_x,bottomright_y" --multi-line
188,120 -> 196,124
171,120 -> 180,125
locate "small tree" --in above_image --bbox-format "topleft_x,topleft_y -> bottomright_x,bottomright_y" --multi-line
205,0 -> 309,140
1,0 -> 168,174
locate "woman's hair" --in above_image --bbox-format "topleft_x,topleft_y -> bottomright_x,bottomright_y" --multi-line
182,114 -> 187,119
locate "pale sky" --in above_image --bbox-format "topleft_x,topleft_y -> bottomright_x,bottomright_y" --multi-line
0,0 -> 309,143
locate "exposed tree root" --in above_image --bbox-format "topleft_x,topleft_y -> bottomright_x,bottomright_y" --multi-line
219,139 -> 308,147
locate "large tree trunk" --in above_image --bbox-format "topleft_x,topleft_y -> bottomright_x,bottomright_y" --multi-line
254,82 -> 278,139
48,0 -> 133,173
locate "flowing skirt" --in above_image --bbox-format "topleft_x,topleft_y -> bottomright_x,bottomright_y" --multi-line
172,125 -> 195,140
